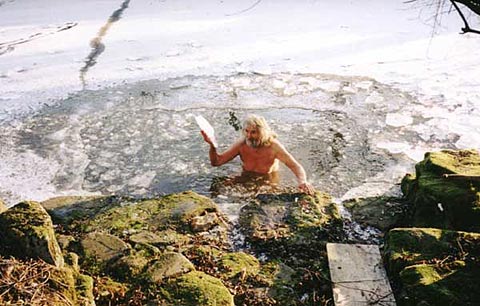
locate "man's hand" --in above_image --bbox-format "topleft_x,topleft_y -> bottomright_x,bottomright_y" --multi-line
200,130 -> 215,147
298,182 -> 315,195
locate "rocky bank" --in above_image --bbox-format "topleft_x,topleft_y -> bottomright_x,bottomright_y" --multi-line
1,149 -> 479,305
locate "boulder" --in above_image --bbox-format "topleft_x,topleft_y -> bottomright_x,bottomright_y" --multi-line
384,227 -> 480,306
145,252 -> 195,282
163,271 -> 234,306
49,265 -> 95,306
80,231 -> 131,271
239,192 -> 343,256
42,195 -> 127,225
76,191 -> 227,237
401,149 -> 480,231
0,201 -> 64,267
218,251 -> 260,280
129,229 -> 191,249
109,246 -> 159,281
343,196 -> 407,230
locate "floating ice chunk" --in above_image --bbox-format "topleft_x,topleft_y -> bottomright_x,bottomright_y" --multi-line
172,162 -> 189,172
355,80 -> 373,90
283,84 -> 298,96
165,49 -> 183,57
47,128 -> 67,141
455,133 -> 480,150
340,164 -> 408,201
230,77 -> 251,88
376,141 -> 411,154
272,79 -> 286,89
126,56 -> 146,62
128,171 -> 156,188
365,91 -> 384,104
403,147 -> 428,162
317,80 -> 340,92
386,113 -> 413,127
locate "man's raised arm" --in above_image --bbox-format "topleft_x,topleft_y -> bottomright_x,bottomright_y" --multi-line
201,131 -> 241,167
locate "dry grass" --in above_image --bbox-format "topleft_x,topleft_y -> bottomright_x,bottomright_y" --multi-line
0,257 -> 72,306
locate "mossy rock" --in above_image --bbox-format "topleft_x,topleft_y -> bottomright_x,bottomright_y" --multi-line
94,276 -> 130,305
218,251 -> 260,279
401,149 -> 480,231
384,228 -> 480,306
397,261 -> 480,306
42,195 -> 129,225
109,248 -> 153,281
80,231 -> 131,274
145,252 -> 195,283
129,229 -> 191,249
239,192 -> 343,258
49,265 -> 95,306
65,252 -> 80,272
162,270 -> 234,306
384,228 -> 480,274
78,191 -> 226,237
0,201 -> 64,267
343,196 -> 408,230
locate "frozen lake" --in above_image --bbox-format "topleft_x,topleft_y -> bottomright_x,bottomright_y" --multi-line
1,0 -> 479,206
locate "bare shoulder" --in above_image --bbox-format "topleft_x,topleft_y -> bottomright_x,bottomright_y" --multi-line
270,138 -> 286,151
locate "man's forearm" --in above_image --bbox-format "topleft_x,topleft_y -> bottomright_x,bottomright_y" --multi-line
209,145 -> 219,166
292,164 -> 308,184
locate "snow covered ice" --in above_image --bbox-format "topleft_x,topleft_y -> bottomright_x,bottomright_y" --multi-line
0,0 -> 479,207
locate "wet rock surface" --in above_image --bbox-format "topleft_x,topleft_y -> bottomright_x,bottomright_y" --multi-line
401,149 -> 480,232
2,154 -> 479,306
383,149 -> 480,306
0,201 -> 64,267
384,228 -> 480,306
0,190 -> 349,305
343,196 -> 408,231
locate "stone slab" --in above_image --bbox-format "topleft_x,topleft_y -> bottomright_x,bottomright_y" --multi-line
327,243 -> 396,306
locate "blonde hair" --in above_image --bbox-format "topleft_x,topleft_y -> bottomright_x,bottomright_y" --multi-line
243,115 -> 277,146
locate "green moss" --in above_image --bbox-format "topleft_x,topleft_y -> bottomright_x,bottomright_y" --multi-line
398,260 -> 480,306
78,191 -> 219,236
420,150 -> 480,177
109,249 -> 152,281
219,252 -> 260,279
400,264 -> 442,286
163,271 -> 234,306
49,266 -> 77,303
0,201 -> 64,266
75,272 -> 94,305
402,150 -> 480,231
94,276 -> 130,305
385,228 -> 457,273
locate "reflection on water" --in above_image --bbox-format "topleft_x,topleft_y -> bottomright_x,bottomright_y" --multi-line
79,0 -> 131,87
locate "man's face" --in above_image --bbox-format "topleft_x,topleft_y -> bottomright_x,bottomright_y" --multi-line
245,125 -> 260,148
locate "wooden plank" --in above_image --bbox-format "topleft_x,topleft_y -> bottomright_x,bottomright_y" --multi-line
327,243 -> 396,306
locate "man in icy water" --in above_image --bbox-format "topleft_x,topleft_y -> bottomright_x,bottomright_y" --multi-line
201,114 -> 316,195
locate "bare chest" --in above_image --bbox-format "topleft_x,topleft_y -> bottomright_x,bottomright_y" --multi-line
239,145 -> 278,173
